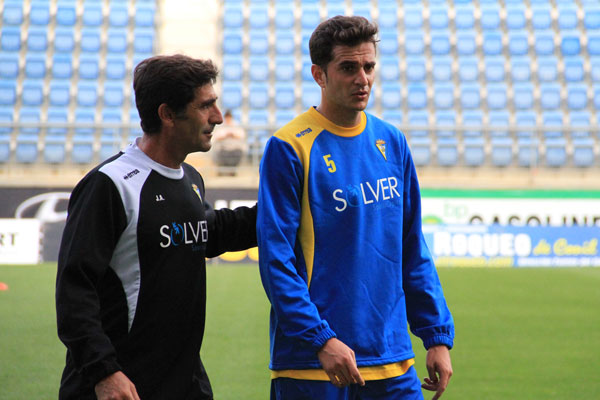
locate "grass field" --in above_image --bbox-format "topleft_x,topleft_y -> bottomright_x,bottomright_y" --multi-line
0,263 -> 599,399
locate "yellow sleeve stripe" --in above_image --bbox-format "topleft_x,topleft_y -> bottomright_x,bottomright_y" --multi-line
270,359 -> 415,381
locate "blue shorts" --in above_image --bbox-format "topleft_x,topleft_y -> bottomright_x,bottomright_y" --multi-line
270,366 -> 424,400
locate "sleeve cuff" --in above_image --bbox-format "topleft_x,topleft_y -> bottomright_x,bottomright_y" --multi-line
83,359 -> 122,387
423,335 -> 454,350
311,327 -> 337,351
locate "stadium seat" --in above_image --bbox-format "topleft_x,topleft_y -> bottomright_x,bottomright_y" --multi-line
561,36 -> 581,56
456,33 -> 476,56
274,31 -> 295,56
0,82 -> 17,106
407,85 -> 427,110
511,58 -> 531,82
56,2 -> 77,26
135,3 -> 156,28
248,56 -> 270,82
405,57 -> 426,82
482,33 -> 503,56
72,109 -> 96,164
49,82 -> 71,107
51,55 -> 73,79
508,33 -> 529,56
53,28 -> 75,53
274,83 -> 296,110
460,84 -> 481,109
572,138 -> 595,167
505,6 -> 526,30
378,5 -> 398,30
566,85 -> 588,110
409,136 -> 432,167
455,6 -> 475,30
436,111 -> 456,138
274,57 -> 296,81
464,136 -> 486,167
77,83 -> 99,108
21,80 -> 44,107
431,57 -> 452,81
584,9 -> 600,30
490,137 -> 513,167
80,29 -> 102,53
433,84 -> 454,110
569,112 -> 591,138
542,112 -> 564,138
275,110 -> 296,129
0,55 -> 19,79
563,59 -> 584,82
99,109 -> 124,161
379,57 -> 400,81
544,137 -> 568,167
249,5 -> 269,30
274,5 -> 295,30
512,84 -> 534,111
437,137 -> 459,167
300,6 -> 321,31
326,3 -> 346,19
133,29 -> 154,56
221,84 -> 243,110
248,83 -> 270,109
488,111 -> 510,138
590,58 -> 600,82
16,108 -> 41,162
105,56 -> 127,81
222,56 -> 243,81
2,1 -> 23,25
82,4 -> 103,27
404,8 -> 423,29
103,83 -> 125,108
382,110 -> 402,129
1,27 -> 21,52
26,27 -> 48,52
107,30 -> 128,54
480,7 -> 501,30
379,32 -> 399,55
589,37 -> 600,56
486,84 -> 507,110
484,58 -> 505,82
557,6 -> 578,30
462,111 -> 483,138
531,6 -> 552,30
537,57 -> 558,82
429,8 -> 449,30
430,35 -> 451,56
534,34 -> 555,56
408,112 -> 429,137
109,5 -> 130,27
381,83 -> 402,110
458,58 -> 478,82
79,56 -> 100,80
249,32 -> 269,55
223,31 -> 243,55
404,34 -> 425,56
301,84 -> 320,108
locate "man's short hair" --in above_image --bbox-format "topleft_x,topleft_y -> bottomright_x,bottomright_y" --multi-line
309,16 -> 379,70
133,54 -> 219,134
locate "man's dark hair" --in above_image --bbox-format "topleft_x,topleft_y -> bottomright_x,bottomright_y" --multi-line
133,54 -> 219,134
309,16 -> 379,70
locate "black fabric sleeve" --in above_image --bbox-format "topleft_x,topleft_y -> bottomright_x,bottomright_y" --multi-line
55,171 -> 127,386
205,202 -> 258,258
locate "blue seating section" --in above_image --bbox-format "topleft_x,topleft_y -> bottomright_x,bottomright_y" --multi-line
219,0 -> 599,168
0,0 -> 158,164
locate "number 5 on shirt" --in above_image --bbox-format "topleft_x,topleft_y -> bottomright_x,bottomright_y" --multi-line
323,154 -> 336,173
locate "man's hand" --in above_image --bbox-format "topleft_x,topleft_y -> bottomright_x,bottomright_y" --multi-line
95,371 -> 140,400
317,338 -> 365,388
421,345 -> 453,400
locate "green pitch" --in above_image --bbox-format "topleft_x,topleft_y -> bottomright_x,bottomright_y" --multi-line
0,264 -> 598,399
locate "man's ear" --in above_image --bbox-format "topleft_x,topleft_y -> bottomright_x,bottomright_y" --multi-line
157,103 -> 175,127
311,64 -> 326,88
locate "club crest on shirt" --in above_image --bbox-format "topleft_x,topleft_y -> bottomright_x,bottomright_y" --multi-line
376,139 -> 387,161
192,184 -> 203,203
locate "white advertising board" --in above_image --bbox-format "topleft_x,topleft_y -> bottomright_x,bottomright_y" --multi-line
0,219 -> 41,264
421,198 -> 600,226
